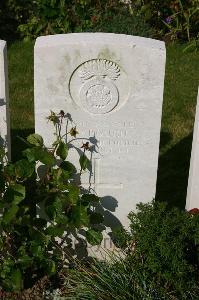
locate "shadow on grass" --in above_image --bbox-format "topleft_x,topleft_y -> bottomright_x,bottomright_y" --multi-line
156,131 -> 193,209
11,128 -> 34,162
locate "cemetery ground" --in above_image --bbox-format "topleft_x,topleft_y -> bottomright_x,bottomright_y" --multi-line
1,2 -> 199,297
1,37 -> 199,299
8,40 -> 199,209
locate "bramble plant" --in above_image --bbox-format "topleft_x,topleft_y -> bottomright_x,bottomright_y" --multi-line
65,201 -> 199,300
128,0 -> 198,42
16,0 -> 152,40
162,0 -> 199,42
117,201 -> 199,298
0,110 -> 103,292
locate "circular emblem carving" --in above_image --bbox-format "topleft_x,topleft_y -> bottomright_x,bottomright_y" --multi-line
69,59 -> 124,115
80,77 -> 119,114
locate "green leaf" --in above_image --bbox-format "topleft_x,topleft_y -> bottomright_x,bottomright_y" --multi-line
33,218 -> 47,228
55,214 -> 69,225
27,133 -> 44,147
45,225 -> 65,237
45,193 -> 63,219
11,269 -> 23,291
67,184 -> 79,205
0,237 -> 3,249
89,212 -> 104,224
4,164 -> 15,177
45,204 -> 56,220
69,206 -> 89,228
35,148 -> 56,166
0,170 -> 5,192
46,260 -> 56,275
15,159 -> 35,178
3,204 -> 19,224
52,168 -> 70,184
86,229 -> 103,245
20,215 -> 30,225
79,154 -> 90,171
23,147 -> 56,166
56,141 -> 68,160
0,146 -> 5,158
30,241 -> 44,258
4,184 -> 26,205
23,148 -> 37,162
18,255 -> 32,269
81,194 -> 100,206
29,228 -> 49,245
60,161 -> 76,175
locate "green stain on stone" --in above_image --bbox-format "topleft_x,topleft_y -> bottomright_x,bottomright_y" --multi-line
75,50 -> 81,59
97,48 -> 117,61
64,54 -> 71,64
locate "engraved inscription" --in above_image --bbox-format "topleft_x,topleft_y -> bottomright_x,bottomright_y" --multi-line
74,123 -> 151,155
76,121 -> 135,128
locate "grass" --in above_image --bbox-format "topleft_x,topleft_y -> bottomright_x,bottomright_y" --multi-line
8,41 -> 34,161
7,40 -> 199,208
156,44 -> 199,208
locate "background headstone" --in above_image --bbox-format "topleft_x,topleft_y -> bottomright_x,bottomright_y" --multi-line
34,33 -> 166,231
186,87 -> 199,210
0,40 -> 10,159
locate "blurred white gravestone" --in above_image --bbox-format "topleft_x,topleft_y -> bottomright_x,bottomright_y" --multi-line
0,40 -> 10,159
34,33 -> 166,232
186,88 -> 199,210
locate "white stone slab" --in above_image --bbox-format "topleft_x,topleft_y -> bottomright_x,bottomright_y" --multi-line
0,40 -> 10,159
34,33 -> 166,230
186,87 -> 199,210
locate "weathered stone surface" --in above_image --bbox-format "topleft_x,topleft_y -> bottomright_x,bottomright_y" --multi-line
0,40 -> 10,159
186,88 -> 199,210
34,33 -> 166,231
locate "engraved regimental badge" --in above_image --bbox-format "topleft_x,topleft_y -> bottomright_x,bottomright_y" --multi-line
78,59 -> 120,114
69,59 -> 129,115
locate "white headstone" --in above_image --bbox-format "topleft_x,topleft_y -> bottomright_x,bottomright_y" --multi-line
0,40 -> 10,159
34,33 -> 166,230
186,87 -> 199,211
